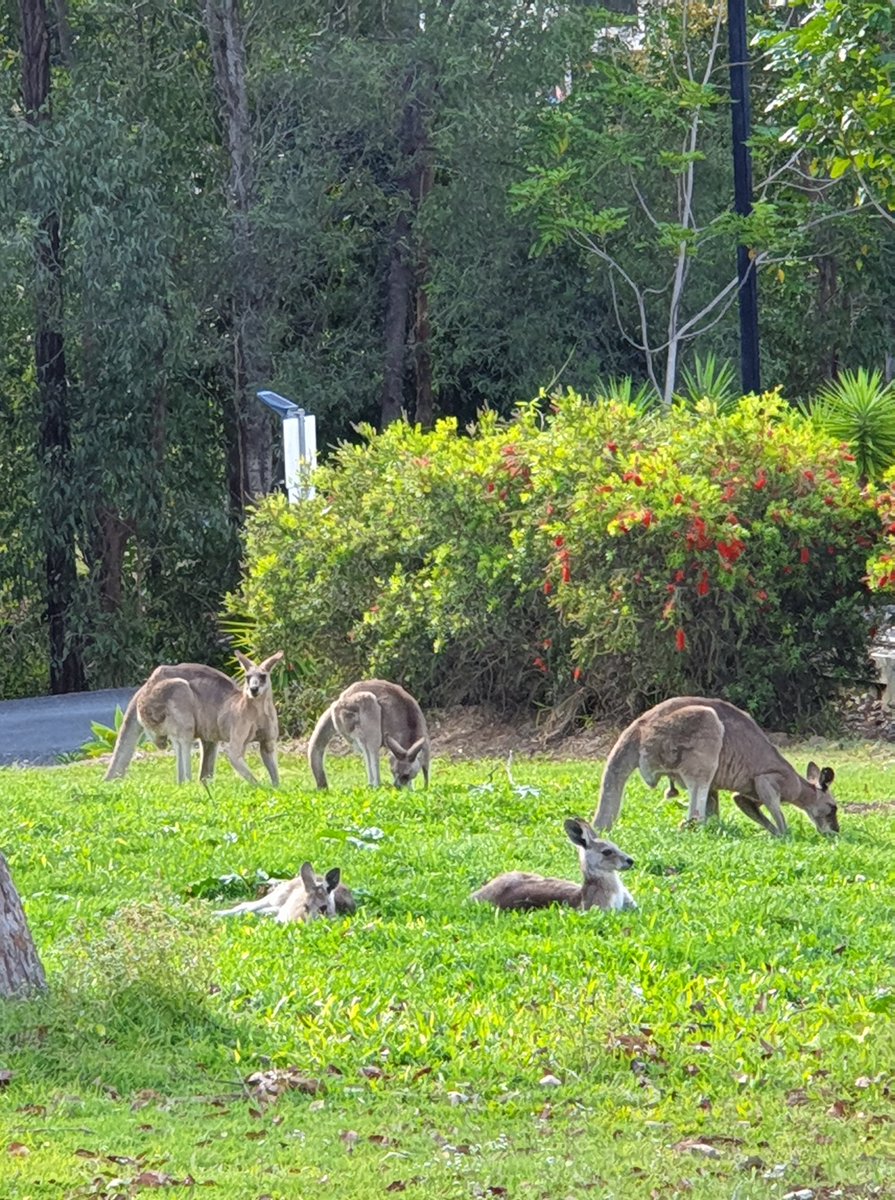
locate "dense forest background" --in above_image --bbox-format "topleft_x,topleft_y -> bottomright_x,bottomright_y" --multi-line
1,0 -> 893,699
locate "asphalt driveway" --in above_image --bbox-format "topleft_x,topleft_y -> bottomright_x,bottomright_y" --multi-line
0,688 -> 138,766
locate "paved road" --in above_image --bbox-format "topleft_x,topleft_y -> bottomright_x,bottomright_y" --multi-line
0,688 -> 138,766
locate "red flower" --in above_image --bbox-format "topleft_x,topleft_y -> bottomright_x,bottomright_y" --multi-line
842,451 -> 856,462
803,470 -> 814,482
754,471 -> 767,491
543,579 -> 553,595
561,563 -> 572,583
675,628 -> 687,652
716,538 -> 745,564
606,442 -> 618,454
546,503 -> 555,516
554,535 -> 565,548
533,656 -> 548,673
757,589 -> 768,601
722,482 -> 736,502
675,570 -> 685,583
572,666 -> 583,682
672,493 -> 684,505
486,481 -> 495,493
542,638 -> 552,649
642,510 -> 654,528
696,571 -> 710,597
800,547 -> 810,564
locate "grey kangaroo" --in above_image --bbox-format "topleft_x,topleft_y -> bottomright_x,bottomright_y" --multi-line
471,818 -> 636,912
104,650 -> 284,787
308,680 -> 430,789
214,862 -> 356,923
594,695 -> 838,837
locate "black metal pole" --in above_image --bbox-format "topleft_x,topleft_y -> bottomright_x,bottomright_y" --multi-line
727,0 -> 761,395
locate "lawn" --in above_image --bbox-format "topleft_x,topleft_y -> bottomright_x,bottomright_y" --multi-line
2,742 -> 895,1199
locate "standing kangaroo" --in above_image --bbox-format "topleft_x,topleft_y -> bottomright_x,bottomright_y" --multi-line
104,650 -> 284,787
471,818 -> 636,912
214,862 -> 355,923
594,695 -> 839,837
308,680 -> 430,789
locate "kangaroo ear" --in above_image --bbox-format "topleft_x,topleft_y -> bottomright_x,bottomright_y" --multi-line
819,766 -> 835,790
325,868 -> 341,891
564,817 -> 587,848
406,737 -> 427,762
385,734 -> 408,759
805,761 -> 820,784
259,650 -> 284,672
299,862 -> 317,890
234,649 -> 255,672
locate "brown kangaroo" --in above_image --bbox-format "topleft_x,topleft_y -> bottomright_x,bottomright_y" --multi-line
308,680 -> 430,789
594,696 -> 838,837
214,863 -> 355,923
104,651 -> 283,787
471,818 -> 636,912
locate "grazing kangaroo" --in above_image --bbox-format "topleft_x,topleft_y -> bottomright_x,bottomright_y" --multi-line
471,818 -> 636,912
214,863 -> 355,923
308,679 -> 430,789
104,650 -> 284,787
593,695 -> 839,837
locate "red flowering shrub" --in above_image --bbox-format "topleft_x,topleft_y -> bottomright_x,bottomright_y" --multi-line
234,391 -> 877,728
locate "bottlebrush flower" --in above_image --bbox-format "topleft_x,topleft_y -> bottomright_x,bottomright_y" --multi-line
675,628 -> 687,652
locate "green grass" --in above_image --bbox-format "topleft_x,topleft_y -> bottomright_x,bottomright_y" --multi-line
2,745 -> 895,1199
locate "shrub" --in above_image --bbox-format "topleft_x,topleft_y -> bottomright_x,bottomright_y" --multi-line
808,367 -> 895,482
231,391 -> 877,730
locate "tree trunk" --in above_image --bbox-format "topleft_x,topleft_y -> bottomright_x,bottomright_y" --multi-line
20,0 -> 87,694
0,853 -> 47,998
413,156 -> 435,429
204,0 -> 272,509
382,206 -> 413,428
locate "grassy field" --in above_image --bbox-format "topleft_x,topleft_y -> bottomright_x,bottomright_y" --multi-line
2,742 -> 895,1199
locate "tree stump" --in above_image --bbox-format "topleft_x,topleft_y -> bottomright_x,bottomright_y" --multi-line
0,852 -> 47,997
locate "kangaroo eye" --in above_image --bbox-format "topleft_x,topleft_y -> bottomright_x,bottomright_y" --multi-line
601,848 -> 613,857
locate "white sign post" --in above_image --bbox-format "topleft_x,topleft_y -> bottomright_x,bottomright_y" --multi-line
257,390 -> 317,502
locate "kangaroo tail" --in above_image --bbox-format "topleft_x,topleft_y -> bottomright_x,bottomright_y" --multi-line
103,692 -> 145,781
593,719 -> 643,830
308,704 -> 336,789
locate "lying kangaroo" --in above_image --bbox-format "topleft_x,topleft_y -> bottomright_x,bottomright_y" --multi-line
594,695 -> 839,837
471,818 -> 636,912
214,862 -> 356,923
308,679 -> 430,789
104,650 -> 284,787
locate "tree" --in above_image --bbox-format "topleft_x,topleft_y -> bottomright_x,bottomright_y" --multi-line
763,0 -> 895,223
0,853 -> 47,998
19,0 -> 86,693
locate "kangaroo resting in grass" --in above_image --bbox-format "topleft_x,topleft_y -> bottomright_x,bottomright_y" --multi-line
593,695 -> 839,837
104,650 -> 284,787
214,862 -> 356,923
308,679 -> 430,789
471,818 -> 636,912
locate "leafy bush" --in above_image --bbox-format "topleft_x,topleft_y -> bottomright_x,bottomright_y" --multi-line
231,391 -> 878,730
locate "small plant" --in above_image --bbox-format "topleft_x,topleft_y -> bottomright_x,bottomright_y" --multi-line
593,375 -> 659,412
79,705 -> 150,758
808,367 -> 895,481
676,352 -> 739,410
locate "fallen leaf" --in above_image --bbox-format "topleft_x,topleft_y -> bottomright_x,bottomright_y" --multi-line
74,1148 -> 101,1158
411,1066 -> 432,1081
131,1089 -> 164,1111
6,1143 -> 29,1157
133,1171 -> 176,1187
360,1065 -> 385,1080
244,1067 -> 324,1104
245,1130 -> 267,1141
672,1139 -> 720,1159
827,1099 -> 852,1119
0,1071 -> 14,1089
368,1134 -> 392,1146
785,1088 -> 809,1107
340,1130 -> 359,1149
739,1155 -> 767,1172
486,1188 -> 508,1196
386,1182 -> 406,1193
16,1104 -> 46,1117
539,1073 -> 562,1088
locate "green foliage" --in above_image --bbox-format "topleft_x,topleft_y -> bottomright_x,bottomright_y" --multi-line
762,0 -> 895,216
1,751 -> 894,1197
807,367 -> 895,482
233,391 -> 878,729
676,352 -> 739,411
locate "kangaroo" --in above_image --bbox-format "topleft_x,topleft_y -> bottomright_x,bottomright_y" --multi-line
104,650 -> 284,787
308,679 -> 430,789
214,862 -> 355,923
593,695 -> 839,837
471,818 -> 636,912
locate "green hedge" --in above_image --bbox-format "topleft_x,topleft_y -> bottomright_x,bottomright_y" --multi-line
230,391 -> 879,730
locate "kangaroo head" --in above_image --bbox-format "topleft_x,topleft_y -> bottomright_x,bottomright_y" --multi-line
235,649 -> 284,699
298,861 -> 338,921
384,734 -> 427,788
564,817 -> 635,878
804,761 -> 839,834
